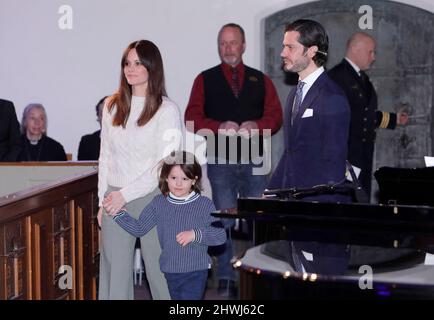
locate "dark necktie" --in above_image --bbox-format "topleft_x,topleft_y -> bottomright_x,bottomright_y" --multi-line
291,81 -> 305,124
359,70 -> 371,87
359,71 -> 372,98
231,67 -> 240,98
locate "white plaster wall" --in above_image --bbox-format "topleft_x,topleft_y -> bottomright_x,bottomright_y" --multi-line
0,0 -> 432,159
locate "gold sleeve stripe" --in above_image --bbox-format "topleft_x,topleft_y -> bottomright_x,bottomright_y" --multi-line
379,112 -> 390,129
380,112 -> 388,128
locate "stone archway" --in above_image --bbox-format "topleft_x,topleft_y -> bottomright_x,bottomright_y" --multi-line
264,0 -> 434,198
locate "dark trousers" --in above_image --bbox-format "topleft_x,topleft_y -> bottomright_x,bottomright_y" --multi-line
207,163 -> 267,281
349,140 -> 374,200
165,270 -> 208,300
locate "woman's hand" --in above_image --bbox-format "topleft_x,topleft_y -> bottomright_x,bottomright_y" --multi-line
176,230 -> 195,246
97,207 -> 103,227
102,191 -> 126,216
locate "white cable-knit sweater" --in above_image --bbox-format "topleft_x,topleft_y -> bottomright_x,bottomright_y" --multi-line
98,96 -> 182,205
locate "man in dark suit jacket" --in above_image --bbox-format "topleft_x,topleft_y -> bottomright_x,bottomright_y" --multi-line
0,99 -> 22,161
328,32 -> 408,198
77,96 -> 106,160
77,130 -> 100,160
268,19 -> 350,203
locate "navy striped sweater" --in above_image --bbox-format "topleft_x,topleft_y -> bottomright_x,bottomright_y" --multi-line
113,193 -> 226,273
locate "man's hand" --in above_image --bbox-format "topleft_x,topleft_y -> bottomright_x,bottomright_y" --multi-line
238,121 -> 259,138
102,191 -> 126,216
218,121 -> 239,136
397,111 -> 409,126
176,230 -> 195,246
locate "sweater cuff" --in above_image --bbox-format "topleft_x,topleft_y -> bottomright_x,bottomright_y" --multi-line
193,228 -> 202,243
119,188 -> 134,203
113,210 -> 128,221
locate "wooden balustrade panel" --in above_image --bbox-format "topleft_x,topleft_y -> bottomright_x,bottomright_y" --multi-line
0,219 -> 27,300
75,192 -> 99,300
0,170 -> 98,300
52,203 -> 75,300
30,209 -> 53,299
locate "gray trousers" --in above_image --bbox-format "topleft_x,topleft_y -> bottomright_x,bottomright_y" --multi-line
98,186 -> 170,300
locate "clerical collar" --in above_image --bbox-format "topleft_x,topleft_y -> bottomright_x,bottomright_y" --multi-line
28,136 -> 42,145
27,133 -> 42,145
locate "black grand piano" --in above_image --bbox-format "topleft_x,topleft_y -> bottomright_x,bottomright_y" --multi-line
375,166 -> 434,206
212,167 -> 434,299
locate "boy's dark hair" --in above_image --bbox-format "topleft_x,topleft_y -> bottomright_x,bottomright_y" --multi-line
158,151 -> 202,196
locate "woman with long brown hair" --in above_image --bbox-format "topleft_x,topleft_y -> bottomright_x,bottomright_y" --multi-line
98,40 -> 181,299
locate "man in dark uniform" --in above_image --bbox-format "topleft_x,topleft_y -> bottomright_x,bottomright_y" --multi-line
328,32 -> 408,198
0,99 -> 22,161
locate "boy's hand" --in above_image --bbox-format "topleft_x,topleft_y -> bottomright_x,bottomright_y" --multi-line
176,230 -> 195,246
102,191 -> 126,215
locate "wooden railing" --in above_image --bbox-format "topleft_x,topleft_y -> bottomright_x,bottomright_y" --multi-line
0,168 -> 99,300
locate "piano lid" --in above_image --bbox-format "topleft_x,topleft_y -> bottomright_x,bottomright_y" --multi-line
212,198 -> 434,231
